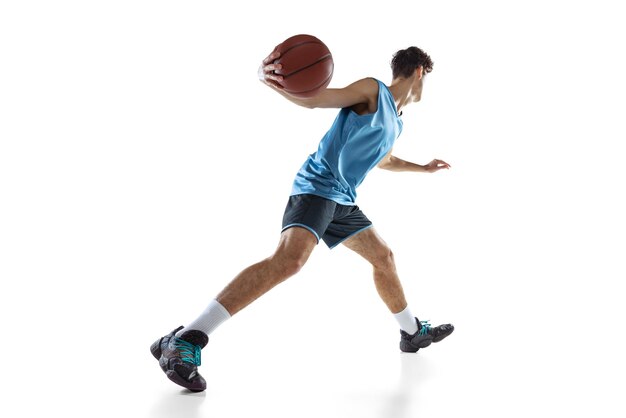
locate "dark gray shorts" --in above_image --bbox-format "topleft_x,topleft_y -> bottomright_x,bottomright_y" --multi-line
281,194 -> 373,249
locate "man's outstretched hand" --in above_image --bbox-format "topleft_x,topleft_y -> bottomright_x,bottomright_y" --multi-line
258,51 -> 284,88
424,159 -> 451,173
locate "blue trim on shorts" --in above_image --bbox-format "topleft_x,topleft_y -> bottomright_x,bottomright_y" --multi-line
281,223 -> 320,243
328,224 -> 374,249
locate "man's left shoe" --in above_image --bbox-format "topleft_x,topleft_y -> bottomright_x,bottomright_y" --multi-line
400,317 -> 454,353
150,326 -> 209,392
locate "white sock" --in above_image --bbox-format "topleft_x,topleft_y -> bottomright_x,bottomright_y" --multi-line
176,299 -> 231,337
394,306 -> 418,334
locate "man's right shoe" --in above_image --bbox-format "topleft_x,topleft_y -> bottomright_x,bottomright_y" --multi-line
150,326 -> 209,392
400,317 -> 454,353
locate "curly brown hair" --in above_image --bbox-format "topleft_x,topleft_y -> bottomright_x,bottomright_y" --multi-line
391,46 -> 434,79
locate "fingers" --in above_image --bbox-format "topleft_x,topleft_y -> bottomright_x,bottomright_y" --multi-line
264,69 -> 283,83
433,159 -> 451,169
262,50 -> 281,65
259,51 -> 283,86
264,63 -> 283,73
425,159 -> 451,173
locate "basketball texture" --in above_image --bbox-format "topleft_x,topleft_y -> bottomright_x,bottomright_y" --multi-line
272,34 -> 334,98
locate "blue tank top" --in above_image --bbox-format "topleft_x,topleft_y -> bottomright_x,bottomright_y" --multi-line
291,79 -> 403,205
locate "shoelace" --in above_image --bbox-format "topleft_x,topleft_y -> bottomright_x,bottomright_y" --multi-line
174,338 -> 202,366
418,320 -> 431,336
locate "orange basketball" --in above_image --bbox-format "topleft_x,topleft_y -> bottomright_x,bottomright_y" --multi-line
272,34 -> 334,98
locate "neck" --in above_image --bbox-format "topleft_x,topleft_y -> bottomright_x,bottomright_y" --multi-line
388,77 -> 417,114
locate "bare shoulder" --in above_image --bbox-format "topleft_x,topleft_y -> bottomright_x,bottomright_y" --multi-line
347,77 -> 380,115
347,77 -> 380,98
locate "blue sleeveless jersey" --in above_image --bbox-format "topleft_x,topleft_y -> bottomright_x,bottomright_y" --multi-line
291,79 -> 403,205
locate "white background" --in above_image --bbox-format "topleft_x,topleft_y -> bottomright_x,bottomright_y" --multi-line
1,1 -> 625,417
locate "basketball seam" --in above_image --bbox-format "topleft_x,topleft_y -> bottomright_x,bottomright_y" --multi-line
285,69 -> 334,95
278,40 -> 324,57
276,40 -> 332,77
282,55 -> 333,79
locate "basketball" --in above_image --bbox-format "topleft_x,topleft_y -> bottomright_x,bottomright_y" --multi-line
272,34 -> 334,98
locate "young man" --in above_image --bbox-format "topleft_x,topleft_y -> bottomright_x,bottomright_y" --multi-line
151,46 -> 454,392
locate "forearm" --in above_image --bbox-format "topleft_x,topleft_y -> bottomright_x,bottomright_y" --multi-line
264,81 -> 316,108
261,80 -> 315,109
381,155 -> 428,172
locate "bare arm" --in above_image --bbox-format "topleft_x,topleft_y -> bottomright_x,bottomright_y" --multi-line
378,149 -> 451,173
259,51 -> 377,109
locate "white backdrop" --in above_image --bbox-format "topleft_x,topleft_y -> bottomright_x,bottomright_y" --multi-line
1,1 -> 625,417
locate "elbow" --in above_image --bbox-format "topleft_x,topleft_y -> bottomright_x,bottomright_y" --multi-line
377,159 -> 391,170
378,155 -> 397,171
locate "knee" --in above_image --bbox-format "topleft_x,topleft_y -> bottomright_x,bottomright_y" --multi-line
373,247 -> 395,269
271,251 -> 308,279
282,257 -> 306,278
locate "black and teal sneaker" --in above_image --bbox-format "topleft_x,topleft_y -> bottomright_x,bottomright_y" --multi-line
400,318 -> 454,353
150,326 -> 209,392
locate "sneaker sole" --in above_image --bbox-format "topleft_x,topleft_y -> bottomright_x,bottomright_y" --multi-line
166,370 -> 206,392
400,337 -> 433,353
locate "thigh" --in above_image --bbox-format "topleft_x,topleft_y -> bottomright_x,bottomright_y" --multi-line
275,225 -> 318,263
341,226 -> 391,263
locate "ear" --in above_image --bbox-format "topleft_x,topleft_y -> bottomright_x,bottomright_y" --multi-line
415,66 -> 424,80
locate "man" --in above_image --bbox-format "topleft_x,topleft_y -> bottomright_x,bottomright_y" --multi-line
151,46 -> 454,392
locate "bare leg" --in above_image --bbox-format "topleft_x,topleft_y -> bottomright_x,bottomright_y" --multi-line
342,228 -> 408,313
217,227 -> 317,315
